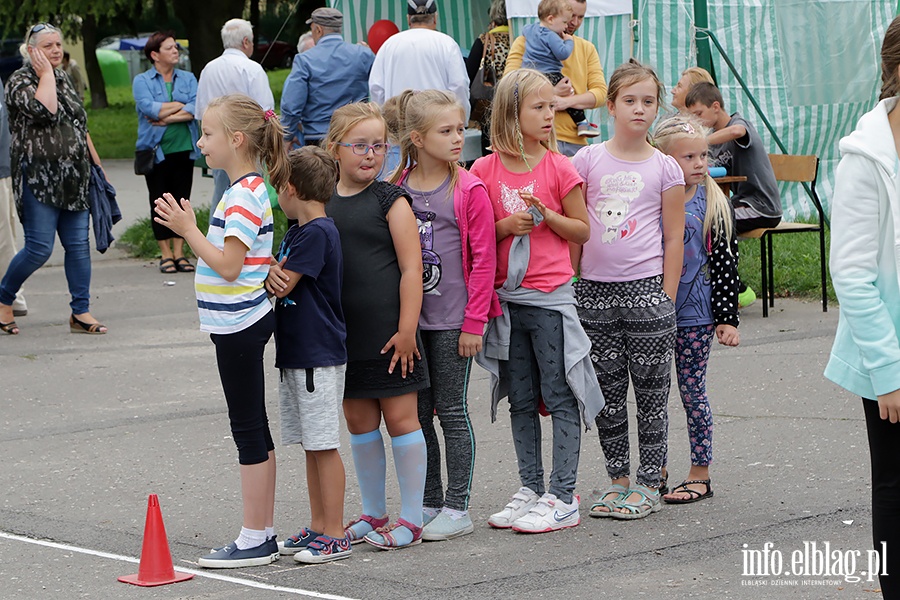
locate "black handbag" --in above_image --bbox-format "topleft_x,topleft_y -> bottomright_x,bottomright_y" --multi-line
133,148 -> 155,175
470,34 -> 497,102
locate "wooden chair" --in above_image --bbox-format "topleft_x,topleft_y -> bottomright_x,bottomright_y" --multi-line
737,155 -> 827,317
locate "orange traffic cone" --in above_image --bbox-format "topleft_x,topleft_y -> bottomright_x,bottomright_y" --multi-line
118,494 -> 194,587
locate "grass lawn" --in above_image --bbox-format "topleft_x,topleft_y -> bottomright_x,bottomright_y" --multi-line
737,228 -> 834,304
87,69 -> 291,159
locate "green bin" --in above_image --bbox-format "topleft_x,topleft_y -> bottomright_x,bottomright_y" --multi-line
96,49 -> 130,88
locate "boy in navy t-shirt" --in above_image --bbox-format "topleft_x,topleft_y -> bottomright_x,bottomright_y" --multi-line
264,146 -> 350,564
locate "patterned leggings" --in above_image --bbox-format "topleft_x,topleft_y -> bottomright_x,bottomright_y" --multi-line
576,276 -> 676,488
674,325 -> 714,466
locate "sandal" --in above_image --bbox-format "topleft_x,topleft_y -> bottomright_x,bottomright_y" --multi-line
609,484 -> 661,520
663,479 -> 714,504
70,315 -> 107,335
363,518 -> 423,550
659,474 -> 669,496
344,514 -> 389,544
589,483 -> 629,518
1,320 -> 19,335
159,258 -> 177,273
174,257 -> 195,273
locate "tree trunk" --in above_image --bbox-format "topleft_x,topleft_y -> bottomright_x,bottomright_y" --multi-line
82,14 -> 108,109
172,0 -> 245,79
250,0 -> 260,48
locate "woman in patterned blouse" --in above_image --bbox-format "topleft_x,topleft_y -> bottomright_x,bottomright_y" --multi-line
0,23 -> 107,335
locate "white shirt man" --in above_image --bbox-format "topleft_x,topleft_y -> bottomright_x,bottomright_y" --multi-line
368,0 -> 470,120
196,19 -> 275,205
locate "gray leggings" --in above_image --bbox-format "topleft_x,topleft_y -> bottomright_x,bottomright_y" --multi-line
576,276 -> 675,488
506,303 -> 582,505
418,329 -> 476,511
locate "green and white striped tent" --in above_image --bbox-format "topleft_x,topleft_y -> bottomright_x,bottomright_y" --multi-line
331,0 -> 896,219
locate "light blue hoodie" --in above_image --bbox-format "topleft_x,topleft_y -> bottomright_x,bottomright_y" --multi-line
825,97 -> 900,400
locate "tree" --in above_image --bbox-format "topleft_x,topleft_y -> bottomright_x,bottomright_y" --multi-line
170,0 -> 244,79
0,0 -> 137,109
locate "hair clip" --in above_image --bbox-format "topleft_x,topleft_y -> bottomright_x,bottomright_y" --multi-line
264,109 -> 276,121
682,123 -> 696,134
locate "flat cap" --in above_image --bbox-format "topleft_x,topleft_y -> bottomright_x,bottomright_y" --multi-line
306,7 -> 343,27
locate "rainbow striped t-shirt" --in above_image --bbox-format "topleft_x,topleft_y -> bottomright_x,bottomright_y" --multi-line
195,173 -> 273,334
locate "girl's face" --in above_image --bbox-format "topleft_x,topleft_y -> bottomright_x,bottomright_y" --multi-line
196,109 -> 232,170
415,107 -> 465,163
152,37 -> 180,67
33,31 -> 63,68
671,74 -> 691,110
334,118 -> 386,187
668,136 -> 709,187
518,84 -> 556,144
608,78 -> 659,136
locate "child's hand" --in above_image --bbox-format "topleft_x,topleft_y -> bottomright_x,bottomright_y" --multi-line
715,324 -> 740,347
154,193 -> 196,237
500,212 -> 535,237
381,330 -> 421,378
563,33 -> 573,41
458,332 -> 483,357
264,257 -> 289,295
520,192 -> 555,226
877,389 -> 900,423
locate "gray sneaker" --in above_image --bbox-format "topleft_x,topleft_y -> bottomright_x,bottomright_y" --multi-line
198,537 -> 279,569
422,511 -> 474,541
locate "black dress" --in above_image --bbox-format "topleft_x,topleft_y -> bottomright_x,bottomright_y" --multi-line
326,180 -> 429,398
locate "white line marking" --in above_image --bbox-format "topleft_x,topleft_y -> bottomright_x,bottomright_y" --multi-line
0,531 -> 359,600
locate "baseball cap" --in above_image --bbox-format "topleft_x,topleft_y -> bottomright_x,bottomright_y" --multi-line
306,7 -> 343,28
407,0 -> 437,15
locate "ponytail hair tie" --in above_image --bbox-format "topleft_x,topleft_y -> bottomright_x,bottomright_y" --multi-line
264,109 -> 276,121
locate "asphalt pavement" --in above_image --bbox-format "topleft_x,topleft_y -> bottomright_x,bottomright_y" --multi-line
0,160 -> 877,599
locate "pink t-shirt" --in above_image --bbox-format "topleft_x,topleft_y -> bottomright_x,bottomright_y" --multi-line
470,151 -> 582,292
572,143 -> 684,282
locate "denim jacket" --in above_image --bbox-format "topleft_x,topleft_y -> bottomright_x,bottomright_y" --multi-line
132,67 -> 199,164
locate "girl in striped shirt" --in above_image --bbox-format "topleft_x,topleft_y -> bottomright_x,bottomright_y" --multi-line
154,94 -> 289,569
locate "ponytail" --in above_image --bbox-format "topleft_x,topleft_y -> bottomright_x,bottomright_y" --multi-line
702,174 -> 734,250
261,110 -> 290,193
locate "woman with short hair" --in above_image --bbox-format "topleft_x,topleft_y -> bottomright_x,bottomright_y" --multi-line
0,22 -> 107,335
132,30 -> 199,274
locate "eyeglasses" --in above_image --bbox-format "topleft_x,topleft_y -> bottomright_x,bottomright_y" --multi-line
27,23 -> 53,44
335,142 -> 390,156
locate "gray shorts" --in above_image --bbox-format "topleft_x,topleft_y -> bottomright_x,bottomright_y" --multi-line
279,364 -> 346,450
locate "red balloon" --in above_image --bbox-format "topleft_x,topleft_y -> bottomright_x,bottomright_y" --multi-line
368,20 -> 400,54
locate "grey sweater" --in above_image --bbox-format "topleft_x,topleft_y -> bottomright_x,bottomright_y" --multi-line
475,234 -> 605,429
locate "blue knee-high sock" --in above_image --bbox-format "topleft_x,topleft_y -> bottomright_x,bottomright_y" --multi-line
391,430 -> 427,528
350,429 -> 387,518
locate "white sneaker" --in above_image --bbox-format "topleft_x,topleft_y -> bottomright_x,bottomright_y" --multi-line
488,487 -> 540,529
511,493 -> 580,533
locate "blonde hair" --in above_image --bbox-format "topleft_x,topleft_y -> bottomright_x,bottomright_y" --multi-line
388,89 -> 463,194
607,58 -> 665,107
538,0 -> 571,20
490,69 -> 559,164
382,95 -> 403,145
652,113 -> 734,245
680,66 -> 714,88
205,94 -> 290,192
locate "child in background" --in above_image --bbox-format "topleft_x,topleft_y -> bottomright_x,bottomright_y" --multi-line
520,0 -> 599,137
685,81 -> 781,307
652,114 -> 740,504
378,94 -> 403,180
265,147 -> 351,563
473,68 -> 604,534
389,89 -> 500,540
571,60 -> 684,521
825,15 -> 900,594
153,94 -> 289,567
326,102 -> 429,550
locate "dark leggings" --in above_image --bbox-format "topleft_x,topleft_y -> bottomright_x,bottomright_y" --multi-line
546,71 -> 586,126
211,311 -> 275,465
863,397 -> 900,598
145,150 -> 194,241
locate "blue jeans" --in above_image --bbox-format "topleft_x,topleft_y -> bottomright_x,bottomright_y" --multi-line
0,178 -> 91,314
